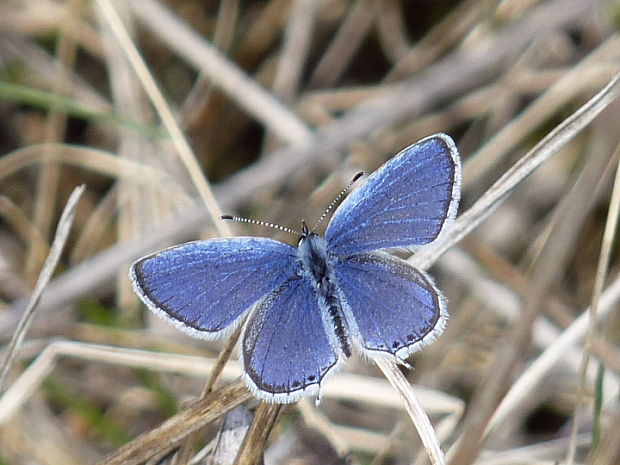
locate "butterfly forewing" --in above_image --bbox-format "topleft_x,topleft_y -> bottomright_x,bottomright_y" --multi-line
334,252 -> 447,359
242,276 -> 339,402
325,134 -> 461,256
130,237 -> 298,338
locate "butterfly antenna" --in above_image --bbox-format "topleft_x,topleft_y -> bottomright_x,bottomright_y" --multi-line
220,215 -> 301,236
311,171 -> 364,232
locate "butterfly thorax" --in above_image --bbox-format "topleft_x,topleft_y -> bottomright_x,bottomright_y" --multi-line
297,233 -> 332,287
297,232 -> 352,357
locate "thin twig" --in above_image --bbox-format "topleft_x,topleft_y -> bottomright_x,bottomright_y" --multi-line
412,71 -> 620,270
565,141 -> 620,465
0,185 -> 85,391
233,403 -> 283,465
126,0 -> 313,146
28,0 -> 79,282
308,0 -> 378,89
462,36 -> 620,191
94,0 -> 231,237
446,73 -> 620,464
175,324 -> 245,465
374,356 -> 445,465
2,0 -> 605,338
98,382 -> 252,465
0,339 -> 461,426
487,271 -> 620,436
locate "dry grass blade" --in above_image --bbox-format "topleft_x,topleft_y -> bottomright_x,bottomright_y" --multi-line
0,196 -> 49,265
412,71 -> 620,270
216,0 -> 606,210
205,406 -> 253,465
2,1 -> 619,463
447,81 -> 620,464
28,19 -> 75,282
98,381 -> 251,465
0,144 -> 173,186
588,410 -> 620,465
1,0 -> 607,341
0,341 -> 241,426
485,137 -> 620,438
297,398 -> 350,457
126,0 -> 313,146
488,271 -> 620,436
179,0 -> 240,126
233,402 -> 283,465
307,0 -> 377,89
94,0 -> 230,237
272,0 -> 318,103
260,0 -> 318,154
175,324 -> 245,465
476,434 -> 592,465
0,213 -> 198,339
374,356 -> 445,465
0,339 -> 460,428
384,0 -> 488,81
0,185 -> 84,391
462,36 -> 620,191
566,142 -> 620,464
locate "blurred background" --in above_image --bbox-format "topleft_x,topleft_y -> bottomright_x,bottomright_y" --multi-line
0,0 -> 619,464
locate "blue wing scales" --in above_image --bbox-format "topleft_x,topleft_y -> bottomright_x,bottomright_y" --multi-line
130,237 -> 298,338
325,133 -> 461,256
334,252 -> 447,360
242,276 -> 340,402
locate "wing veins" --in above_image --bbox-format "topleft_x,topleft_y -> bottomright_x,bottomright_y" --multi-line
258,284 -> 295,388
343,259 -> 435,311
331,179 -> 455,247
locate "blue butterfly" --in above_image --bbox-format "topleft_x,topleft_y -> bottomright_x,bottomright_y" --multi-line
130,133 -> 461,403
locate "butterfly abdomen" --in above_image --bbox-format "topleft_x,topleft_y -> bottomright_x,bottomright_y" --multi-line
298,232 -> 352,358
323,285 -> 352,357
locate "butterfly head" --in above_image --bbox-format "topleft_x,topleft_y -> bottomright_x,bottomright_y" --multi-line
298,219 -> 317,242
297,220 -> 330,283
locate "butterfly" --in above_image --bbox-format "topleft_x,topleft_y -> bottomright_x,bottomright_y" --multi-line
130,133 -> 461,403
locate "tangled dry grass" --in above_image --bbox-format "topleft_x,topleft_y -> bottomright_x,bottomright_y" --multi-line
0,0 -> 619,464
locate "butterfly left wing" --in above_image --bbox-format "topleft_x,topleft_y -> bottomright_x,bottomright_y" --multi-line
333,252 -> 447,360
242,275 -> 340,403
325,133 -> 461,256
130,237 -> 298,339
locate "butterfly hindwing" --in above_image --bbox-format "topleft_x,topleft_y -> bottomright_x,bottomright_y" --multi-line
130,237 -> 298,339
241,276 -> 340,402
334,252 -> 447,360
325,133 -> 461,256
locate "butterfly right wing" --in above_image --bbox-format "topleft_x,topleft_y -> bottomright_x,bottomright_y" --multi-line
325,133 -> 461,256
130,237 -> 299,339
333,252 -> 447,361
